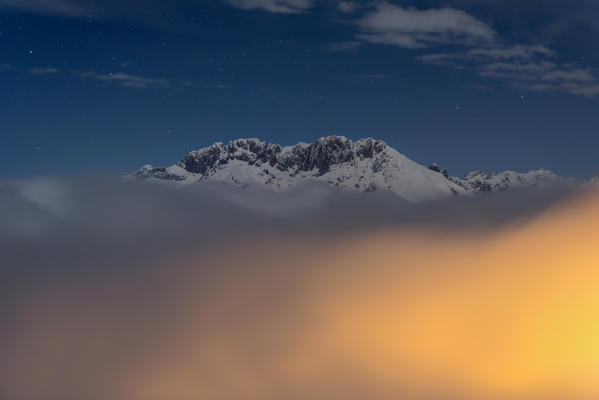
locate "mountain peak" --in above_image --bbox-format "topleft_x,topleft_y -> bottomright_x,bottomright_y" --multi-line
133,137 -> 581,201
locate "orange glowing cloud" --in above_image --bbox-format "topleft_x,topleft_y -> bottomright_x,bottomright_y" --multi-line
2,183 -> 599,400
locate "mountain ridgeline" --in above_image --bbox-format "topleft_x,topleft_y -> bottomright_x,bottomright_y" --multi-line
134,136 -> 579,202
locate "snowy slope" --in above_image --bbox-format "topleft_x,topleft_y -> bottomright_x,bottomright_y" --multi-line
134,137 -> 465,202
448,169 -> 578,193
133,136 -> 581,201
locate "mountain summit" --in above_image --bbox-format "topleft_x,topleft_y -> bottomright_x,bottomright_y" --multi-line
134,136 -> 576,202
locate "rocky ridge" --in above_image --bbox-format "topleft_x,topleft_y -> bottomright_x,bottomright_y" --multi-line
134,136 -> 581,201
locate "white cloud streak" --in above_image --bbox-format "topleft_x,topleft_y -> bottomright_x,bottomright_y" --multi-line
75,71 -> 169,88
28,67 -> 59,75
0,0 -> 93,17
225,0 -> 312,14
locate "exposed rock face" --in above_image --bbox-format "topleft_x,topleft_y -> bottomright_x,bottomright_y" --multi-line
428,163 -> 449,179
134,136 -> 580,201
448,169 -> 576,193
174,137 -> 384,177
134,165 -> 186,181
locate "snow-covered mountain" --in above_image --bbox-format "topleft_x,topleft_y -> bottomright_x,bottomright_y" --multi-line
133,136 -> 579,202
449,169 -> 578,193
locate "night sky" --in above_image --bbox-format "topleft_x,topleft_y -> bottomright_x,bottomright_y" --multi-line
1,0 -> 598,178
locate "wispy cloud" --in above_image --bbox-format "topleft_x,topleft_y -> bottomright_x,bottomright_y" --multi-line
225,0 -> 313,14
0,0 -> 93,17
326,1 -> 599,98
75,71 -> 169,89
326,40 -> 363,52
337,1 -> 359,14
28,67 -> 59,75
419,44 -> 599,97
417,45 -> 556,66
355,2 -> 495,49
468,44 -> 556,60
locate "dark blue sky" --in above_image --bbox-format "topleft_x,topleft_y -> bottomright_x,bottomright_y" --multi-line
1,0 -> 598,178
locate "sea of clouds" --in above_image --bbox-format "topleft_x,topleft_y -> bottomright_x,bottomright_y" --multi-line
1,177 -> 597,400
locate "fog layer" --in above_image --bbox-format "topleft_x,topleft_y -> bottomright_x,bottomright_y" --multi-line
1,178 -> 597,400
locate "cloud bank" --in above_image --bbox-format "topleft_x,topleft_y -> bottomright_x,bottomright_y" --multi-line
1,177 -> 598,399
